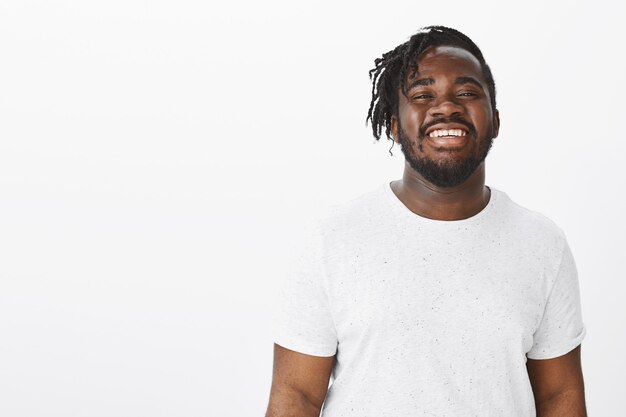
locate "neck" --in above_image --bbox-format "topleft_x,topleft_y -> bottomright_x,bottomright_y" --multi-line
391,161 -> 490,221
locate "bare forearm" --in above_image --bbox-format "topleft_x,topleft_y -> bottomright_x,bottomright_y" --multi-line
535,389 -> 587,417
265,387 -> 322,417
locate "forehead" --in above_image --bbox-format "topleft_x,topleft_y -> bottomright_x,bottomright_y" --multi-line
409,45 -> 484,82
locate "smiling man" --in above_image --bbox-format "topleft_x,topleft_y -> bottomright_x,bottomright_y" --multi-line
266,26 -> 587,417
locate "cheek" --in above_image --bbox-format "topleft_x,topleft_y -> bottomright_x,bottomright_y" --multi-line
399,108 -> 423,135
469,107 -> 493,133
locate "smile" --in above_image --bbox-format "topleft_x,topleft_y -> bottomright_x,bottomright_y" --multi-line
426,131 -> 470,150
428,129 -> 467,138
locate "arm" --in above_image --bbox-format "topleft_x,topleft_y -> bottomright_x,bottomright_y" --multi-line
526,344 -> 587,417
265,343 -> 335,417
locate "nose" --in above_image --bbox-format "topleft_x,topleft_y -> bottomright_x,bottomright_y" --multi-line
427,97 -> 464,118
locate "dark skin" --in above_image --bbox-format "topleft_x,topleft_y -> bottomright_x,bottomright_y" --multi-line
265,344 -> 334,417
266,45 -> 586,416
389,45 -> 499,221
526,345 -> 587,416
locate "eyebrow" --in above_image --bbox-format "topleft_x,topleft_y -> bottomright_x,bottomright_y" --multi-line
454,76 -> 483,88
406,76 -> 484,90
407,77 -> 435,90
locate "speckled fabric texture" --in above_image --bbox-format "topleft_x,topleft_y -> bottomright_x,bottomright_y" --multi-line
272,182 -> 586,417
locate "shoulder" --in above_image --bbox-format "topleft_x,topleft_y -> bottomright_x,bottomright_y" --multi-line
492,187 -> 567,252
312,183 -> 387,236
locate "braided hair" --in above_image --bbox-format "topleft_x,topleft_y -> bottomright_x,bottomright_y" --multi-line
366,26 -> 497,155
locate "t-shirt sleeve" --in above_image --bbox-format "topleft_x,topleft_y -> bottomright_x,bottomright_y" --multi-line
271,219 -> 338,357
527,237 -> 587,360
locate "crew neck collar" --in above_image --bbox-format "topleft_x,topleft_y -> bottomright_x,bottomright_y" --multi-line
382,181 -> 499,226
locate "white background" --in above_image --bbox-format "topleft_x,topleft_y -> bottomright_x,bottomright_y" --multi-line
0,0 -> 624,416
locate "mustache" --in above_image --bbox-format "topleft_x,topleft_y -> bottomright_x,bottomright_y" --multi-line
419,117 -> 476,139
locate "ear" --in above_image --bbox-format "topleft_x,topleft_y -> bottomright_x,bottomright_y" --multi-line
492,109 -> 500,139
391,115 -> 399,143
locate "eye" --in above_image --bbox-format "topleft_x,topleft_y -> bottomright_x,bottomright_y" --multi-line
411,94 -> 433,100
458,92 -> 476,97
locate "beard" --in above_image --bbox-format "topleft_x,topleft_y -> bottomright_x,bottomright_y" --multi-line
396,117 -> 495,188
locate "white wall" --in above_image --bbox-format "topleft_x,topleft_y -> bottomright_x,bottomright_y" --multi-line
0,0 -> 623,415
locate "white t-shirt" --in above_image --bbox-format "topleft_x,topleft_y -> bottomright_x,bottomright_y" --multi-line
272,182 -> 586,417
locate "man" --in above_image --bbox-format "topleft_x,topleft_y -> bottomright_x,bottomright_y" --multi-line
265,26 -> 587,416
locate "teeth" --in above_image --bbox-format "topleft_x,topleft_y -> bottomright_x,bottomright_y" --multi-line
429,129 -> 466,138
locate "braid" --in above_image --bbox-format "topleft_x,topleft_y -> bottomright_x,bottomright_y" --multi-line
366,26 -> 497,154
367,44 -> 407,142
